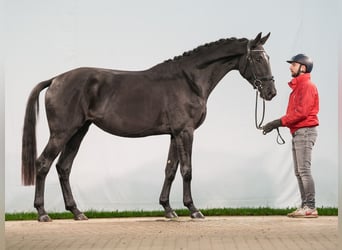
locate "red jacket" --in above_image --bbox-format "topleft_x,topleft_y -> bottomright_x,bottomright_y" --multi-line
281,73 -> 319,134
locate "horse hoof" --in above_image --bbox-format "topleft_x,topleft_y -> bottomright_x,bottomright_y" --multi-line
165,210 -> 178,219
74,213 -> 88,221
38,214 -> 52,222
191,211 -> 205,219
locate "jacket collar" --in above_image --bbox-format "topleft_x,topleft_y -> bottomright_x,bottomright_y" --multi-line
288,73 -> 311,90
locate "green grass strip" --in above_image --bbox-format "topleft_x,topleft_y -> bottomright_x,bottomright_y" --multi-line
5,207 -> 337,221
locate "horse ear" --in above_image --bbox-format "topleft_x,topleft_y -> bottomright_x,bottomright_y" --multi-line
249,32 -> 262,49
260,32 -> 271,45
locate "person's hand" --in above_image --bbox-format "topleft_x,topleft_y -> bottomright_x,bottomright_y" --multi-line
262,119 -> 282,134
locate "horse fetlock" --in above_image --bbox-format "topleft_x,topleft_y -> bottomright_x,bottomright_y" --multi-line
34,202 -> 44,211
67,205 -> 80,214
161,203 -> 178,219
159,199 -> 170,208
184,202 -> 204,218
184,201 -> 198,212
35,206 -> 51,222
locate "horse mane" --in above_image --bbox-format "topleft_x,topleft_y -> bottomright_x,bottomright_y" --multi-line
164,37 -> 248,63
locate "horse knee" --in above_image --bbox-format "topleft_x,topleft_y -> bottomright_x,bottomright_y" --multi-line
181,166 -> 192,181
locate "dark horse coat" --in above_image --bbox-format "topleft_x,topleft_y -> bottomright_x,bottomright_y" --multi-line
22,33 -> 276,221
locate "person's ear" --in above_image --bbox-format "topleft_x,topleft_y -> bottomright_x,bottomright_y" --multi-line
300,65 -> 307,73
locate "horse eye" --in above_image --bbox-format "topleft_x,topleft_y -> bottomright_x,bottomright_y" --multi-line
256,56 -> 263,62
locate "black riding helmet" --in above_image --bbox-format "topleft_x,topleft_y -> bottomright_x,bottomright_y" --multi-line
287,54 -> 313,73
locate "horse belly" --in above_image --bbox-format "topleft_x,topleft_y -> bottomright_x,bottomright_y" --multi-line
92,98 -> 170,137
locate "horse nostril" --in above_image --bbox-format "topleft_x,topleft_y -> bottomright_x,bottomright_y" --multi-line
268,88 -> 276,98
269,92 -> 276,100
264,88 -> 276,100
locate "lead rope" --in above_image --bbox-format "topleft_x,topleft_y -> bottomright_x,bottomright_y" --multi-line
255,91 -> 285,145
276,128 -> 285,145
255,91 -> 265,129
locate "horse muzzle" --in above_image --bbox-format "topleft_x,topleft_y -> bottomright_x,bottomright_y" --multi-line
259,80 -> 277,101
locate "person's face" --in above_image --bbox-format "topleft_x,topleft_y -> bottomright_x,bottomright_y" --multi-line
289,62 -> 305,77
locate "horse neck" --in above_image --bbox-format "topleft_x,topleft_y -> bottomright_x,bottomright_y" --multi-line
196,57 -> 240,99
181,39 -> 247,100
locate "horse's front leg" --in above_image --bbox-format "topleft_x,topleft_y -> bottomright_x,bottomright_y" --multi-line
176,128 -> 204,219
159,137 -> 179,218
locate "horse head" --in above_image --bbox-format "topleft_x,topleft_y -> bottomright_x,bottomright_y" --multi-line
239,32 -> 276,101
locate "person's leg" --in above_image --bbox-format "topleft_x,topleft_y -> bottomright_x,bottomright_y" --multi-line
292,137 -> 305,208
289,127 -> 318,218
293,127 -> 317,209
287,135 -> 306,217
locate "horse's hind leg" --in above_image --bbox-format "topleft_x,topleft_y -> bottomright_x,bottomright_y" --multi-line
56,122 -> 91,220
159,137 -> 179,218
34,134 -> 70,222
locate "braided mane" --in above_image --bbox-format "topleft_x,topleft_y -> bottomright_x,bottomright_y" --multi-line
164,37 -> 247,63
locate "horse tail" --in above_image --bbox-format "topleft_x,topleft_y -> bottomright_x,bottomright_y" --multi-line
21,79 -> 53,186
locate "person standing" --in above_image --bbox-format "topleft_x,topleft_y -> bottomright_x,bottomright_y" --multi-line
263,54 -> 319,218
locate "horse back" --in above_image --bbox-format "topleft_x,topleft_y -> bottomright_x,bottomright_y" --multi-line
45,67 -> 206,137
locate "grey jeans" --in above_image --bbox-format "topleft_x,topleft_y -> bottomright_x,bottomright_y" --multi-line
292,127 -> 318,209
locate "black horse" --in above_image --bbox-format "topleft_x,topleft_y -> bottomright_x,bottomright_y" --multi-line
22,32 -> 276,222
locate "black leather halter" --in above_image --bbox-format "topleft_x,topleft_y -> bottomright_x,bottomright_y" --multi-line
244,42 -> 285,145
245,41 -> 274,92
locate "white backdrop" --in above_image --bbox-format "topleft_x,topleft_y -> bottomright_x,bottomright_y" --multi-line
5,0 -> 339,213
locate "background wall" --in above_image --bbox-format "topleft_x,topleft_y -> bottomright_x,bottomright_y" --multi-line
4,0 -> 339,213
